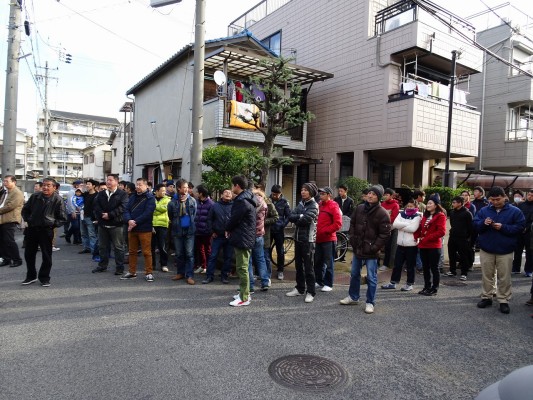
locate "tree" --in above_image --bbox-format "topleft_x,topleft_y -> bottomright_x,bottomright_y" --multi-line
201,145 -> 263,197
237,57 -> 314,187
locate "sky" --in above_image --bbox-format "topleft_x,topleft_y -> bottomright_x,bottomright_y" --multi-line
0,0 -> 531,136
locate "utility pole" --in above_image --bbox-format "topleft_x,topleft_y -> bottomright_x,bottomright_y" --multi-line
444,50 -> 458,188
190,0 -> 205,185
2,1 -> 21,177
37,62 -> 57,178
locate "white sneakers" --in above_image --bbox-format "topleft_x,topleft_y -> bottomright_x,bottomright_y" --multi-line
378,265 -> 389,271
321,285 -> 333,292
304,293 -> 314,303
286,288 -> 303,297
229,296 -> 251,307
194,266 -> 206,274
161,266 -> 169,272
339,296 -> 359,305
364,303 -> 374,314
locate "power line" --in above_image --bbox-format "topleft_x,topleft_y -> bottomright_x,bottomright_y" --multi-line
55,1 -> 163,59
411,0 -> 533,78
477,0 -> 533,43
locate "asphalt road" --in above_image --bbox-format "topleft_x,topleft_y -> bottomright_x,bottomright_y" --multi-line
1,233 -> 532,400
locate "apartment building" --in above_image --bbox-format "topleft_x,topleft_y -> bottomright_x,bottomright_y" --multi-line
36,110 -> 120,183
0,123 -> 35,179
126,31 -> 332,196
467,5 -> 533,172
231,0 -> 484,188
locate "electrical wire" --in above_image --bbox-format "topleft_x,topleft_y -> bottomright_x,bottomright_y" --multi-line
477,0 -> 533,43
55,1 -> 163,59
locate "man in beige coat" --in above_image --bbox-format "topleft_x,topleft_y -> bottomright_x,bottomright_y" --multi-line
0,175 -> 24,267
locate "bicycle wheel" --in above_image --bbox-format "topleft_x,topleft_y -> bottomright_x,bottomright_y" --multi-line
270,236 -> 296,267
335,232 -> 348,262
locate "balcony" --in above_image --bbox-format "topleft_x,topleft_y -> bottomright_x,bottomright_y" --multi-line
506,74 -> 533,104
227,0 -> 292,35
378,94 -> 480,160
374,0 -> 482,75
203,98 -> 306,151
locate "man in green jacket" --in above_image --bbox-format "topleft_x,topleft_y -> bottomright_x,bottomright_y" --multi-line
152,183 -> 171,272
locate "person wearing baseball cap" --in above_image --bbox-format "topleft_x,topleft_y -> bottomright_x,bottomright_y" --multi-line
315,187 -> 342,293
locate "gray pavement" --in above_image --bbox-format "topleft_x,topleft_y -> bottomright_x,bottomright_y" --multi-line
1,233 -> 533,400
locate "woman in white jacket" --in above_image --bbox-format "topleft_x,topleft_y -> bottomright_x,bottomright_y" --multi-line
381,198 -> 421,291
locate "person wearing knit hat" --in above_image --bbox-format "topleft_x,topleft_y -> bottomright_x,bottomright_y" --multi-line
286,183 -> 319,303
368,184 -> 384,199
301,182 -> 318,198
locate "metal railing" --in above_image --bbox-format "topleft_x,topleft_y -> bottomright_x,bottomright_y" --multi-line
228,0 -> 292,36
507,128 -> 533,141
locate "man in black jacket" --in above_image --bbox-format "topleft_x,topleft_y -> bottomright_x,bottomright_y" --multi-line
516,189 -> 533,277
226,175 -> 256,307
269,184 -> 291,280
334,184 -> 354,217
446,196 -> 473,280
286,182 -> 319,303
21,178 -> 67,286
92,174 -> 129,275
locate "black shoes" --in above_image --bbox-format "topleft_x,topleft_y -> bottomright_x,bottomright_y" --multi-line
0,260 -> 11,267
418,288 -> 430,295
477,298 -> 493,308
21,278 -> 38,285
114,270 -> 124,276
92,267 -> 107,273
78,249 -> 91,254
499,303 -> 510,314
202,277 -> 214,284
41,281 -> 51,287
425,288 -> 438,296
221,277 -> 230,284
10,260 -> 22,268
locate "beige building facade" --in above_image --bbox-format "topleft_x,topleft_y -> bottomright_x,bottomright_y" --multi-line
232,0 -> 483,188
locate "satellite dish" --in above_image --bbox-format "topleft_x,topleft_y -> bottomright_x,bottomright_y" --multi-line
214,71 -> 226,86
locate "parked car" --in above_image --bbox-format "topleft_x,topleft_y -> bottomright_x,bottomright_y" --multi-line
58,183 -> 71,199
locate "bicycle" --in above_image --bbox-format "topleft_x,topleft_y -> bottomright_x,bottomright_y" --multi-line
335,231 -> 349,262
270,236 -> 296,268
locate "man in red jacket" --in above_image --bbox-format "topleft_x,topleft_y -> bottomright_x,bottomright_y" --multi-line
314,187 -> 343,293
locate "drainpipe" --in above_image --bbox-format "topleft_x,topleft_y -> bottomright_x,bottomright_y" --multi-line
328,158 -> 333,187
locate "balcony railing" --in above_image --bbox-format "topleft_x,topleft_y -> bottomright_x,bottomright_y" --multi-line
375,0 -> 475,37
507,128 -> 533,141
228,0 -> 292,36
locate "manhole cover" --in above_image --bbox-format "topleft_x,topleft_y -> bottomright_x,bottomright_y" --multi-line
441,280 -> 468,287
268,354 -> 348,392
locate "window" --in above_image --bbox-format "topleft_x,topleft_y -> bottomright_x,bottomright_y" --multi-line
89,154 -> 95,163
57,121 -> 68,131
84,155 -> 89,164
375,0 -> 417,35
262,31 -> 281,56
508,104 -> 533,140
339,153 -> 354,180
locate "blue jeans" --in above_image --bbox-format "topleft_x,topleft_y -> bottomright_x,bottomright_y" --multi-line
173,234 -> 194,278
314,241 -> 335,288
248,236 -> 269,288
206,235 -> 234,279
80,217 -> 97,252
349,257 -> 378,305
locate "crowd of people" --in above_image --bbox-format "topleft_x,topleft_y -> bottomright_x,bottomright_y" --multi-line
1,173 -> 533,315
